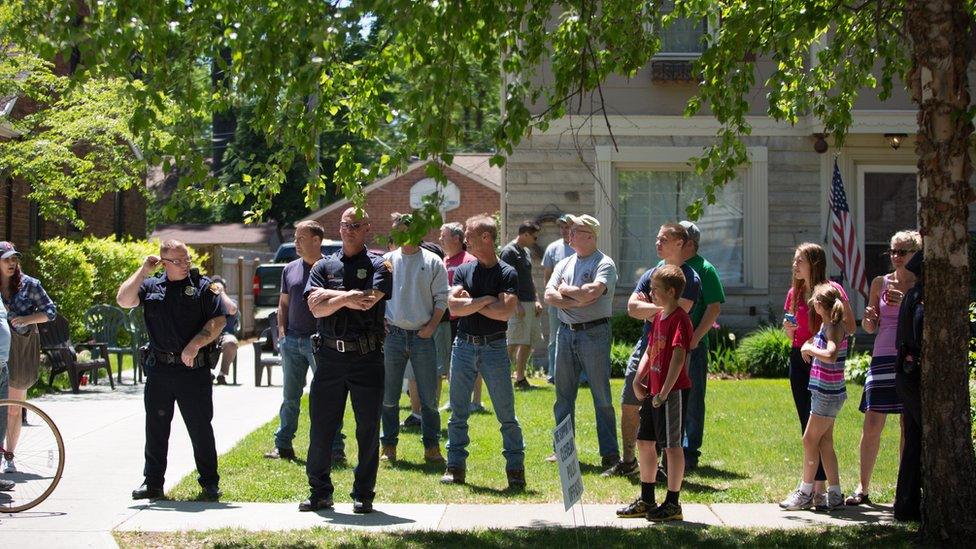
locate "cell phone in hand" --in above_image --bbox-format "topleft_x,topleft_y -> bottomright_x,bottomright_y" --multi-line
784,313 -> 796,325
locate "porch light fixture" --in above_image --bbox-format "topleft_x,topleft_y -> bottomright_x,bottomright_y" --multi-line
884,133 -> 907,150
812,133 -> 828,154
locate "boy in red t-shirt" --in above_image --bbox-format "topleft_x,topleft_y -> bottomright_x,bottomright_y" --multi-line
618,264 -> 693,522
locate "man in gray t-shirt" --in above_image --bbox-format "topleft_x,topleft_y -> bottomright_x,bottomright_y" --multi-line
544,214 -> 619,466
499,220 -> 542,390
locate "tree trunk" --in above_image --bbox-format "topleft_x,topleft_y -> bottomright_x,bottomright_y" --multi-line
905,0 -> 976,545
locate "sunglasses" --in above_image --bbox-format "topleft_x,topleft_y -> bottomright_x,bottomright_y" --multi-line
887,249 -> 915,257
161,257 -> 192,267
340,221 -> 366,230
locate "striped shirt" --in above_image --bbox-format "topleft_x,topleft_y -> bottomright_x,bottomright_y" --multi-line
808,323 -> 847,396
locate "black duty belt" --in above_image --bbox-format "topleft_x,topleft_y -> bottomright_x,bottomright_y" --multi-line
457,331 -> 506,345
320,333 -> 382,355
562,318 -> 609,331
152,350 -> 183,365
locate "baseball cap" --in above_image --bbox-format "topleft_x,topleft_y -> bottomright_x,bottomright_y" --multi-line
0,241 -> 21,260
679,220 -> 701,245
567,214 -> 600,237
556,214 -> 573,224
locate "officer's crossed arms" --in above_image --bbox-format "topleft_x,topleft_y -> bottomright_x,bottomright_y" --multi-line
306,287 -> 385,318
447,286 -> 518,321
117,249 -> 226,368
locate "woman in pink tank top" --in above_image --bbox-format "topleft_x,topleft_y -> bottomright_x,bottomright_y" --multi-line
847,230 -> 920,506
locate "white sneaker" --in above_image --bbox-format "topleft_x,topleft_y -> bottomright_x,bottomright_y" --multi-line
817,491 -> 845,512
3,458 -> 17,474
779,489 -> 814,511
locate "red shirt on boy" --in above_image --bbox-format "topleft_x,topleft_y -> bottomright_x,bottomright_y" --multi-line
642,308 -> 694,395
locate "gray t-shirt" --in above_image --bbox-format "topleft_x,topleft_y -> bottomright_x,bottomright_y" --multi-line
280,258 -> 319,337
499,241 -> 535,302
384,247 -> 449,330
0,299 -> 10,364
547,250 -> 617,324
543,239 -> 574,270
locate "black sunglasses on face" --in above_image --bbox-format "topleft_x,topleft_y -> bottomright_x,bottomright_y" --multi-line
340,221 -> 366,230
887,249 -> 914,257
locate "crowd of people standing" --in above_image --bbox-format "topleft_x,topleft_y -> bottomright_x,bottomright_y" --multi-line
0,206 -> 930,524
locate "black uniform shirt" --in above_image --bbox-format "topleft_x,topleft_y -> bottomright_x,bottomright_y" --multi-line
452,259 -> 518,336
138,271 -> 226,354
304,246 -> 392,340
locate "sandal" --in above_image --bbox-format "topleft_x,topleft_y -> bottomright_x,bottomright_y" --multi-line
845,491 -> 871,506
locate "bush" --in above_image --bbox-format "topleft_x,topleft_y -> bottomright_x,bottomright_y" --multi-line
610,341 -> 634,378
735,326 -> 792,378
25,236 -> 205,340
610,313 -> 644,346
710,344 -> 747,377
845,351 -> 872,385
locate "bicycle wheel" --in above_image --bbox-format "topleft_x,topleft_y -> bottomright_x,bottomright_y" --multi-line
0,399 -> 65,513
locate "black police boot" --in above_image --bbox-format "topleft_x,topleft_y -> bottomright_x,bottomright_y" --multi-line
298,494 -> 334,512
353,497 -> 374,514
201,484 -> 222,501
132,483 -> 164,500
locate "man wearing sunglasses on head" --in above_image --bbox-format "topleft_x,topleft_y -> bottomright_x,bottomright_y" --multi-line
300,207 -> 391,514
117,239 -> 227,502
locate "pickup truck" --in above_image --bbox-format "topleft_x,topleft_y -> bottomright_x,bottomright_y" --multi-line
251,240 -> 343,336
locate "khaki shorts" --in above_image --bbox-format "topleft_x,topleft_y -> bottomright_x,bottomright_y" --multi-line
506,301 -> 542,346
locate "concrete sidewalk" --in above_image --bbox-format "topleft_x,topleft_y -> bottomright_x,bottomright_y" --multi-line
0,343 -> 286,548
115,501 -> 894,533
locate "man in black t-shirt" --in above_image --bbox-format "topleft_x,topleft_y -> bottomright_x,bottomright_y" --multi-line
441,215 -> 527,490
499,220 -> 543,390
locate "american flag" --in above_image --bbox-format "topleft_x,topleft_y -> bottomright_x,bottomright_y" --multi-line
829,160 -> 869,300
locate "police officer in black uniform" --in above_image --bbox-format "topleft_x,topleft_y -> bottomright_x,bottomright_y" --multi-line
300,207 -> 390,514
117,239 -> 226,501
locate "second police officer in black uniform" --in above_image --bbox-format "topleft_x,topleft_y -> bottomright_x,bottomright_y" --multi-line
300,207 -> 391,514
116,239 -> 226,501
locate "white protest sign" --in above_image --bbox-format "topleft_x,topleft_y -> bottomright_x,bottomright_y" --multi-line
553,414 -> 584,511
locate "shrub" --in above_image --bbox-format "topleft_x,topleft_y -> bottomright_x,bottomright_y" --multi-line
710,344 -> 747,377
735,326 -> 792,378
610,313 -> 644,346
25,236 -> 205,340
845,351 -> 872,385
610,341 -> 634,378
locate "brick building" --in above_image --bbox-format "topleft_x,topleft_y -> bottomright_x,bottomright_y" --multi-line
302,154 -> 501,244
0,96 -> 147,250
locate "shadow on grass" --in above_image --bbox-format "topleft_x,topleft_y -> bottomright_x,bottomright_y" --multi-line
117,523 -> 921,549
689,465 -> 750,481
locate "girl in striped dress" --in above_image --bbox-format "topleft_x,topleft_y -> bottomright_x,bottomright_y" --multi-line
780,283 -> 848,512
848,230 -> 919,505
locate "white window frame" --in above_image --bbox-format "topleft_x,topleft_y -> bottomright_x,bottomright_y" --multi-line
594,145 -> 768,291
648,2 -> 717,60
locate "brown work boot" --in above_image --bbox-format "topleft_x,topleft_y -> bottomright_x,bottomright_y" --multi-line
380,444 -> 397,463
424,446 -> 446,464
440,466 -> 466,485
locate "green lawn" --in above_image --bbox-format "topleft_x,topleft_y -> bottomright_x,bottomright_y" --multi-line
115,524 -> 919,548
171,378 -> 901,504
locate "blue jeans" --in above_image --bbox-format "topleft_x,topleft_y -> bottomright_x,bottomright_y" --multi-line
275,335 -> 343,452
0,364 -> 7,447
553,322 -> 619,458
382,326 -> 440,449
447,337 -> 525,470
547,307 -> 559,378
682,344 -> 708,463
433,322 -> 452,377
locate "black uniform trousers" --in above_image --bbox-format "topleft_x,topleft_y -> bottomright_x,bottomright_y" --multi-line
894,367 -> 922,521
143,357 -> 219,489
306,346 -> 384,501
788,347 -> 828,482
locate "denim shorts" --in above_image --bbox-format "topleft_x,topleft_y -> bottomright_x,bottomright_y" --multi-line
810,392 -> 847,419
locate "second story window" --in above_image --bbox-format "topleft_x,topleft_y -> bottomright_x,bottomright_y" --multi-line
657,1 -> 709,58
